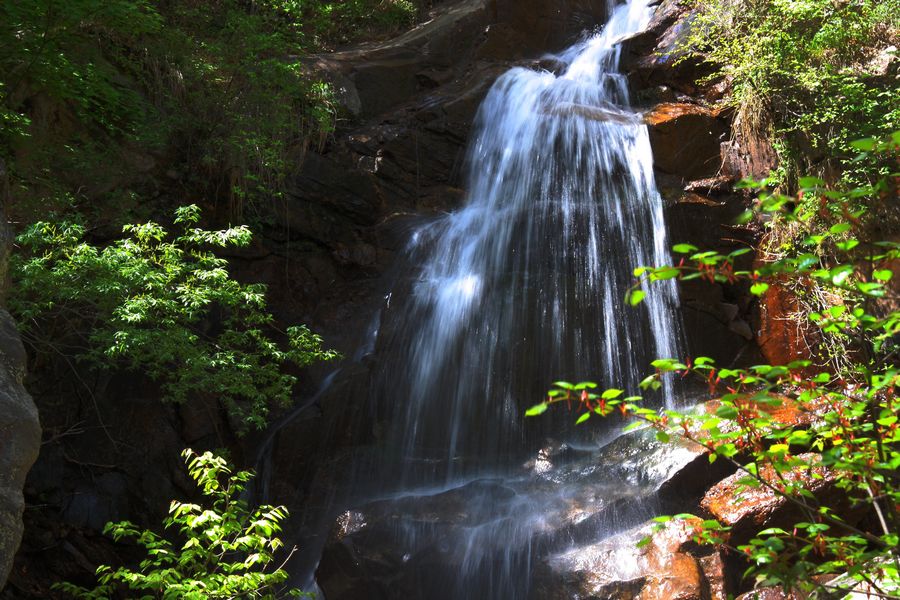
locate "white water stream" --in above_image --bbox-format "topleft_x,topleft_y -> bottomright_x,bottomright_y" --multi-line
375,0 -> 680,486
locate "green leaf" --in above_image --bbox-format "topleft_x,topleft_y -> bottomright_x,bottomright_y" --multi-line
831,265 -> 853,286
650,267 -> 681,281
835,239 -> 859,252
857,282 -> 885,297
672,243 -> 698,254
628,289 -> 646,306
575,412 -> 591,425
798,176 -> 825,188
601,388 -> 624,399
525,403 -> 548,417
716,405 -> 738,419
849,137 -> 876,151
750,282 -> 770,295
873,269 -> 893,282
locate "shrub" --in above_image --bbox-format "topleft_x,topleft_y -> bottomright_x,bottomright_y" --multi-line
680,0 -> 899,186
11,205 -> 338,433
54,449 -> 310,599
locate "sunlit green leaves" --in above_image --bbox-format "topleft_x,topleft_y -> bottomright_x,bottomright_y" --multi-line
525,403 -> 548,416
750,282 -> 770,295
531,131 -> 900,597
10,207 -> 338,434
54,449 -> 310,599
628,289 -> 646,306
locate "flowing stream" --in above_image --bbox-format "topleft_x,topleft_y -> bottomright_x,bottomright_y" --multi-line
311,0 -> 685,596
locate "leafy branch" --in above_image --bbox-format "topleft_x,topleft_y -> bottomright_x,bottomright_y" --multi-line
11,205 -> 339,433
528,133 -> 900,596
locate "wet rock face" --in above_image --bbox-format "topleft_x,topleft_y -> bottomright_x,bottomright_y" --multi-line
316,431 -> 733,600
645,100 -> 759,370
756,281 -> 818,367
0,209 -> 41,588
263,0 -> 768,597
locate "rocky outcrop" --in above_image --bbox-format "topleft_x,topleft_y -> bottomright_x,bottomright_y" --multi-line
534,518 -> 707,600
756,281 -> 817,367
0,181 -> 41,588
646,103 -> 730,180
0,313 -> 39,589
646,100 -> 759,368
700,454 -> 836,546
316,431 -> 734,599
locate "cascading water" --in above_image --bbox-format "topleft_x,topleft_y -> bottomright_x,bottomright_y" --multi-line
374,0 -> 680,485
315,0 -> 686,596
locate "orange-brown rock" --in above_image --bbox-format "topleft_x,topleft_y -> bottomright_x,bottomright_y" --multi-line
699,551 -> 728,600
534,518 -> 707,600
701,453 -> 834,545
757,281 -> 818,367
700,395 -> 828,429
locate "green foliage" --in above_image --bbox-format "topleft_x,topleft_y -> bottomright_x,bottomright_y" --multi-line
0,0 -> 344,220
0,0 -> 431,223
531,134 -> 900,596
0,0 -> 163,143
153,0 -> 339,218
11,206 -> 338,433
681,0 -> 899,185
54,449 -> 311,599
291,0 -> 419,47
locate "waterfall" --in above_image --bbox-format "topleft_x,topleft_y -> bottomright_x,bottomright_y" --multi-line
316,0 -> 685,596
374,0 -> 680,486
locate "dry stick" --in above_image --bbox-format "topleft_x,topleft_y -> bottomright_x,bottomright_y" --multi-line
274,544 -> 298,573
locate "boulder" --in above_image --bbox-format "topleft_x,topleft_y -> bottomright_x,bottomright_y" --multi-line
756,281 -> 819,367
0,200 -> 41,588
0,311 -> 41,589
316,430 -> 734,599
699,551 -> 728,600
701,453 -> 835,546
